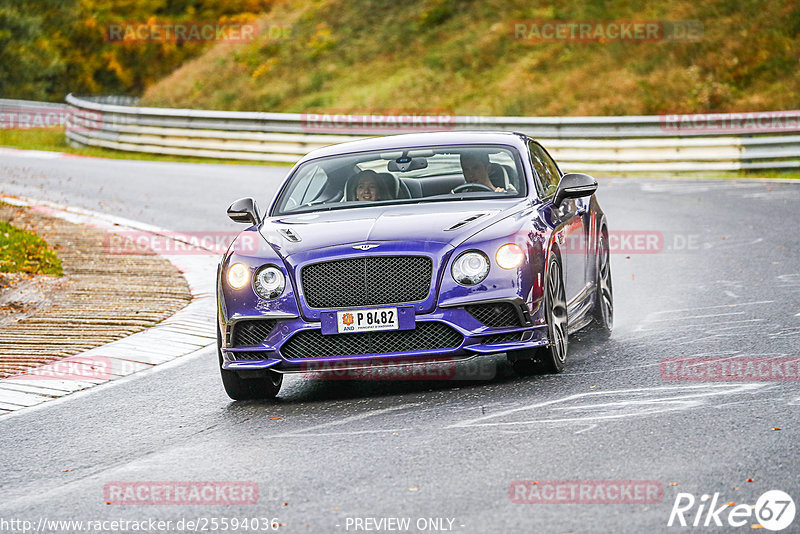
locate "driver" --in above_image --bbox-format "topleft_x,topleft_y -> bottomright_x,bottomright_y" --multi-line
459,152 -> 506,192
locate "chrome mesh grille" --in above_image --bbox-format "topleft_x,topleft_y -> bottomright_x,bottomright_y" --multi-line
466,302 -> 523,328
301,256 -> 432,309
227,351 -> 270,361
231,320 -> 277,347
281,323 -> 462,359
480,332 -> 524,345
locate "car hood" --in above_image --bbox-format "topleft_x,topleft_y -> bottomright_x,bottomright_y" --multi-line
259,200 -> 527,258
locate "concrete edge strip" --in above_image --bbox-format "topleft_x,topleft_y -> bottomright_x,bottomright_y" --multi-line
0,194 -> 218,415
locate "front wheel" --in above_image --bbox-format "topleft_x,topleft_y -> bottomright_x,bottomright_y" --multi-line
218,327 -> 282,400
508,253 -> 569,375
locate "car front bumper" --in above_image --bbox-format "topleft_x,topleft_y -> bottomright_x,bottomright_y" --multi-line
220,304 -> 548,373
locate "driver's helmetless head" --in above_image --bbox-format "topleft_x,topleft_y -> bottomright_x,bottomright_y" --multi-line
460,152 -> 491,186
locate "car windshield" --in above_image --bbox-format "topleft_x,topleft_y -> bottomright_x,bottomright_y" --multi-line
271,144 -> 526,215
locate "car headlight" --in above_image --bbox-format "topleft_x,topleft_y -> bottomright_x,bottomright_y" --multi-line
496,243 -> 525,269
226,263 -> 250,289
253,265 -> 285,300
452,251 -> 490,286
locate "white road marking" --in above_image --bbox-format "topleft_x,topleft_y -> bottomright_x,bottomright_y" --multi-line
647,301 -> 774,317
448,384 -> 766,428
269,428 -> 413,438
647,312 -> 745,322
271,403 -> 422,438
766,328 -> 800,338
632,318 -> 763,332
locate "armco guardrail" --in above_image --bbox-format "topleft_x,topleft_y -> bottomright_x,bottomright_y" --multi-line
1,98 -> 70,128
59,94 -> 799,171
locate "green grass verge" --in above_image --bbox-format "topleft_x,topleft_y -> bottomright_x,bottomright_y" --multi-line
0,220 -> 63,276
0,127 -> 290,166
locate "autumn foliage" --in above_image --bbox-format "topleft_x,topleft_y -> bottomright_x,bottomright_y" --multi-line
0,0 -> 277,102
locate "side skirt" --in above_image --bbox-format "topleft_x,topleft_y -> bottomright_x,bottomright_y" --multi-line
566,281 -> 596,335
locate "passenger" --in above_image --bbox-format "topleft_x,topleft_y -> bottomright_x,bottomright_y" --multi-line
353,170 -> 392,201
460,152 -> 507,192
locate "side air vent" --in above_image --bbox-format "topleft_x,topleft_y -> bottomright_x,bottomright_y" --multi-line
445,213 -> 487,231
231,319 -> 277,347
278,228 -> 301,242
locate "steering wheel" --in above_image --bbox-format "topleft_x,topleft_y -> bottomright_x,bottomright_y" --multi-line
451,183 -> 495,194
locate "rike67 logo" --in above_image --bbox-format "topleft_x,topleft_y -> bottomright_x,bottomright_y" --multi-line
668,490 -> 795,531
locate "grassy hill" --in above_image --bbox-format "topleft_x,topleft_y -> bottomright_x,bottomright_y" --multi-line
140,0 -> 800,116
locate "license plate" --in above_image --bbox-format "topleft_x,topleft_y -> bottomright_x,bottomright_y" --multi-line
336,307 -> 398,334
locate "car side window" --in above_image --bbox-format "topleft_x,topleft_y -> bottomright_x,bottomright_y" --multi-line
284,165 -> 328,209
528,141 -> 560,198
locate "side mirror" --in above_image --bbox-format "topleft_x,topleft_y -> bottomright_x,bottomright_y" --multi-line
554,173 -> 598,206
227,197 -> 261,225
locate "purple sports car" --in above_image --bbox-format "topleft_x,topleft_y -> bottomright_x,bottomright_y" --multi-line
217,132 -> 612,399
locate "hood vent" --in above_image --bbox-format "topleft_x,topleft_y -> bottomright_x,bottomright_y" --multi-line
278,228 -> 301,242
444,213 -> 488,231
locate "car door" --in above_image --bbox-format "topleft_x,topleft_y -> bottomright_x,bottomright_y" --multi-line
528,141 -> 589,306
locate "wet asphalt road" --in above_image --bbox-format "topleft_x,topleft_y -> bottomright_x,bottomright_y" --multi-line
1,153 -> 799,533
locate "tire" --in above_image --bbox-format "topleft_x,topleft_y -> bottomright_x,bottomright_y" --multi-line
508,253 -> 569,375
589,227 -> 613,338
217,327 -> 282,400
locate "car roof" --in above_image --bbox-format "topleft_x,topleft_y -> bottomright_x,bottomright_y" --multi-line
296,131 -> 528,163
